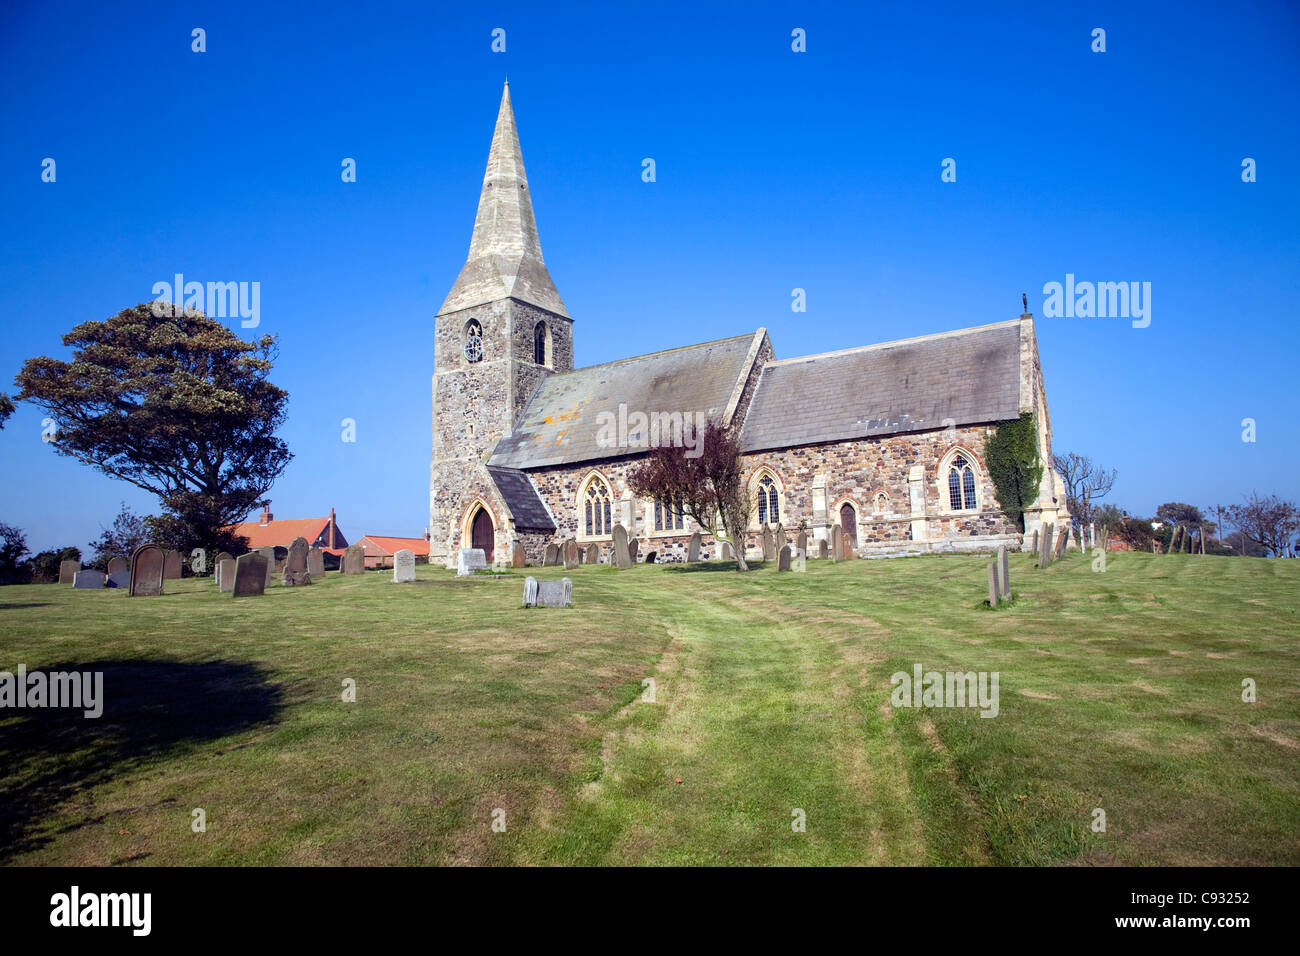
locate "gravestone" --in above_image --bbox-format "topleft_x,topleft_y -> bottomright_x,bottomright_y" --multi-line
73,570 -> 105,589
832,525 -> 844,562
215,552 -> 234,589
232,552 -> 268,597
543,543 -> 559,566
761,525 -> 775,561
252,547 -> 275,586
163,549 -> 183,579
988,563 -> 999,607
721,541 -> 733,560
777,544 -> 791,571
393,549 -> 416,583
585,542 -> 600,564
512,541 -> 526,568
628,538 -> 639,562
563,539 -> 579,570
775,526 -> 787,556
218,558 -> 237,593
128,544 -> 165,596
818,539 -> 829,559
308,547 -> 326,578
612,524 -> 633,569
998,547 -> 1010,599
283,536 -> 312,586
342,545 -> 365,574
523,577 -> 572,608
107,556 -> 128,576
107,569 -> 130,589
457,548 -> 487,576
1032,529 -> 1039,554
796,530 -> 807,557
1039,525 -> 1054,567
58,559 -> 79,584
688,531 -> 701,562
645,551 -> 656,563
1055,527 -> 1069,559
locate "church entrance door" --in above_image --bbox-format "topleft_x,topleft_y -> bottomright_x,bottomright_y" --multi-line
840,503 -> 857,546
471,508 -> 494,564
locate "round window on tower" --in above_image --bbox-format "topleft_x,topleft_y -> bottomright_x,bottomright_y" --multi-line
464,320 -> 483,363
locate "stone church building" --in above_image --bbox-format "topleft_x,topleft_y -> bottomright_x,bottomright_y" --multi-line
430,83 -> 1071,566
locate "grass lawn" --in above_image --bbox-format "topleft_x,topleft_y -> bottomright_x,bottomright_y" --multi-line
1,550 -> 1296,866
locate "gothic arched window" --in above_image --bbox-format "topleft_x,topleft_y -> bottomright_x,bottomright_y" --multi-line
584,477 -> 613,537
534,321 -> 548,365
464,320 -> 483,363
756,474 -> 779,526
654,494 -> 684,532
948,455 -> 977,511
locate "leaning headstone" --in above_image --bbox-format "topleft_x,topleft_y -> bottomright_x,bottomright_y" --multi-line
73,570 -> 105,589
585,542 -> 600,564
58,559 -> 80,584
1039,525 -> 1054,567
988,563 -> 1000,607
523,576 -> 539,606
307,547 -> 326,578
512,541 -> 526,568
232,552 -> 268,597
163,549 -> 183,579
1055,527 -> 1069,559
393,549 -> 416,583
818,539 -> 829,559
342,544 -> 365,574
283,536 -> 312,586
537,578 -> 573,608
796,530 -> 808,556
107,569 -> 130,588
218,558 -> 237,593
777,544 -> 791,571
543,543 -> 560,566
628,538 -> 639,562
761,525 -> 776,561
832,525 -> 845,562
645,551 -> 657,564
998,547 -> 1010,599
107,556 -> 128,576
215,552 -> 234,588
563,539 -> 579,570
129,544 -> 165,596
612,524 -> 633,569
775,526 -> 787,556
688,531 -> 701,562
457,548 -> 487,576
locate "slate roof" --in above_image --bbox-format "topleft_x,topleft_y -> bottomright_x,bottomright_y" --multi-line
739,321 -> 1023,453
487,466 -> 556,532
488,333 -> 760,470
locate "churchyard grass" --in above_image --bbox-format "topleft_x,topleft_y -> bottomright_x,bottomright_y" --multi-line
1,551 -> 1296,865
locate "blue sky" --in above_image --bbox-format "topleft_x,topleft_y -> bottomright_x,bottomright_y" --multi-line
1,0 -> 1297,551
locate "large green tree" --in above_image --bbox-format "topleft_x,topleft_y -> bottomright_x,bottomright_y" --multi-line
15,303 -> 291,552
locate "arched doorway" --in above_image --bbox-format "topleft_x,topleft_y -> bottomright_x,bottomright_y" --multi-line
840,502 -> 857,545
471,507 -> 494,563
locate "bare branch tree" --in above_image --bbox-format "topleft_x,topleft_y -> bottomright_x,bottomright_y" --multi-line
1052,452 -> 1117,534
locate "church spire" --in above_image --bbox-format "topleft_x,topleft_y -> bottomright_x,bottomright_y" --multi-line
439,82 -> 569,318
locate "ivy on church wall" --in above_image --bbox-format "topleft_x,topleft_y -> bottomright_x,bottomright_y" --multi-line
984,412 -> 1043,532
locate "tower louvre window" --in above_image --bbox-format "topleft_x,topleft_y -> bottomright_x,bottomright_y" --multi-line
534,321 -> 548,365
464,320 -> 483,363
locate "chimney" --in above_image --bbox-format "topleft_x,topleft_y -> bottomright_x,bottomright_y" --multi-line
329,508 -> 337,549
259,501 -> 273,526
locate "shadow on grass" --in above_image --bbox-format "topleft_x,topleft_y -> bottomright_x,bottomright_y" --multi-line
0,658 -> 284,861
664,561 -> 764,573
0,603 -> 54,610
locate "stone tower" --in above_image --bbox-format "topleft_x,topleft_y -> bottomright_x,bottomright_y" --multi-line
429,82 -> 573,564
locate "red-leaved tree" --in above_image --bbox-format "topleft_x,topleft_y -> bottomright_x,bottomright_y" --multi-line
627,421 -> 753,571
